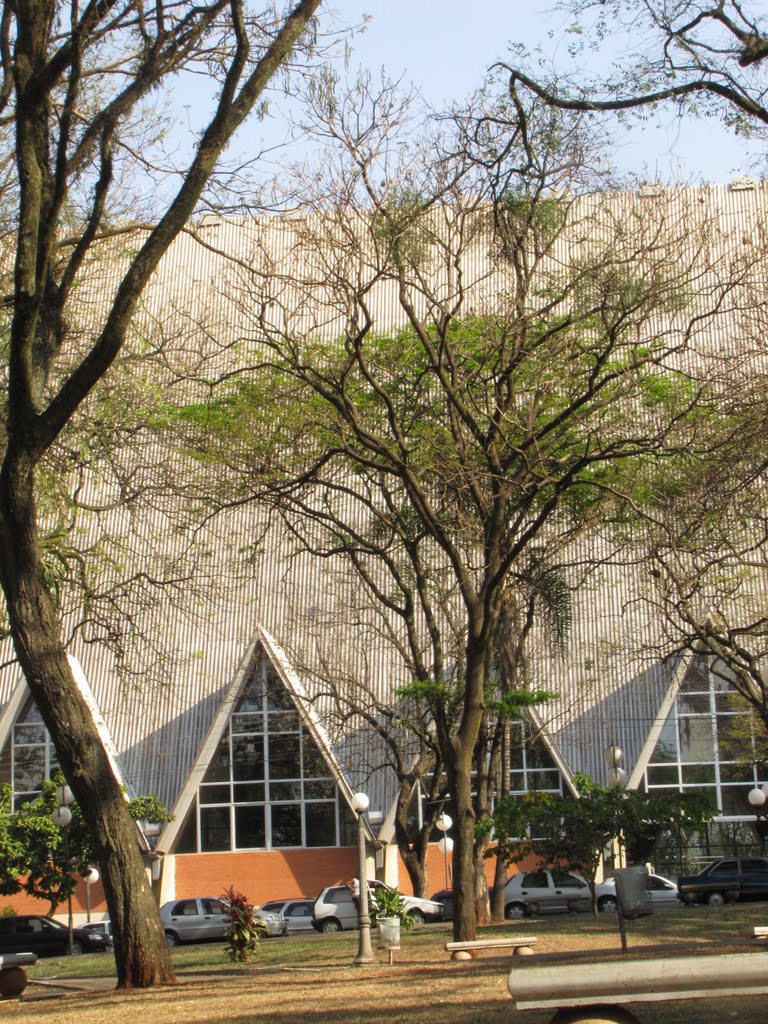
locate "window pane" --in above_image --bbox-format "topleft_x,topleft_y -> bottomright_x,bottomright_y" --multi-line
719,762 -> 755,783
13,745 -> 45,792
269,711 -> 299,733
266,668 -> 293,711
678,718 -> 715,762
199,784 -> 230,804
14,724 -> 45,745
235,805 -> 265,849
203,738 -> 230,783
678,694 -> 710,715
231,713 -> 262,734
528,770 -> 561,791
268,734 -> 300,780
232,736 -> 264,781
270,804 -> 302,847
236,672 -> 264,712
646,765 -> 680,786
305,802 -> 337,847
304,780 -> 335,799
649,719 -> 678,763
720,785 -> 754,815
270,781 -> 301,801
302,735 -> 328,778
200,807 -> 231,851
232,782 -> 265,803
681,763 -> 715,784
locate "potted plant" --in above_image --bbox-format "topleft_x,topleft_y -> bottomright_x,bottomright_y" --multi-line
370,887 -> 414,949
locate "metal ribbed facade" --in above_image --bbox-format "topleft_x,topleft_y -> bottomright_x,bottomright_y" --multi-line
0,181 -> 765,829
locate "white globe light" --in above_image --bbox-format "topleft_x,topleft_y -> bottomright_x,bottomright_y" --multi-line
350,792 -> 369,814
51,805 -> 72,827
437,836 -> 454,854
606,766 -> 627,788
84,866 -> 100,884
56,784 -> 75,806
436,813 -> 452,832
748,787 -> 767,807
603,745 -> 624,767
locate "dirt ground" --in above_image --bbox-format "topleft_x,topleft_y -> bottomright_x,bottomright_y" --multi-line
6,922 -> 768,1024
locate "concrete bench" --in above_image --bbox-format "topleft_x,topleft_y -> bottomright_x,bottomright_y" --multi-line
445,936 -> 537,961
507,951 -> 768,1024
752,925 -> 768,940
0,953 -> 38,998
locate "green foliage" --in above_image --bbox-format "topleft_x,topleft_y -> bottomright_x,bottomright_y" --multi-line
221,886 -> 265,963
0,774 -> 172,913
488,773 -> 714,903
370,887 -> 414,930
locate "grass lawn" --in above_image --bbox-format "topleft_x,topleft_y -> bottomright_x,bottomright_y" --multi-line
6,903 -> 768,1023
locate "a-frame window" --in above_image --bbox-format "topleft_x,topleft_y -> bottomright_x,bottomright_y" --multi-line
509,719 -> 562,794
644,656 -> 759,815
177,654 -> 346,852
0,697 -> 60,809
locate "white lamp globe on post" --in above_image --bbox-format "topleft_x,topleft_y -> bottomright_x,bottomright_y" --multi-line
350,792 -> 376,965
604,744 -> 627,788
83,866 -> 100,923
51,785 -> 76,955
435,812 -> 453,890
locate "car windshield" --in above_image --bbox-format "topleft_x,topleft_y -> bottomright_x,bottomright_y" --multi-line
260,902 -> 286,913
43,919 -> 66,930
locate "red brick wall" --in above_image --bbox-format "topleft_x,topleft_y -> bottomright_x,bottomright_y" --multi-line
0,878 -> 107,919
172,847 -> 359,905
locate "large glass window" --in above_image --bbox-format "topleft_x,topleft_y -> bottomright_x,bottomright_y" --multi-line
509,721 -> 562,794
645,657 -> 763,869
190,656 -> 344,852
1,698 -> 60,809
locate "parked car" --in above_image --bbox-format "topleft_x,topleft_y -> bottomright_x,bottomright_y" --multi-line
256,898 -> 315,936
504,869 -> 591,919
312,880 -> 444,932
594,873 -> 680,913
0,914 -> 112,956
430,888 -> 493,921
80,919 -> 113,939
677,857 -> 768,906
159,896 -> 231,946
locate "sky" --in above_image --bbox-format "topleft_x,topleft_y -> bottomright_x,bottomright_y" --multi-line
309,1 -> 764,185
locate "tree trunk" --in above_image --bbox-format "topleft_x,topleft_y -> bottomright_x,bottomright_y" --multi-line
0,462 -> 176,987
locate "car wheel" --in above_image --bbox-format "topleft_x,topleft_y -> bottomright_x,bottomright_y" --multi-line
165,931 -> 179,947
505,902 -> 527,920
70,940 -> 84,956
706,891 -> 726,906
598,896 -> 618,913
409,910 -> 425,925
320,919 -> 341,933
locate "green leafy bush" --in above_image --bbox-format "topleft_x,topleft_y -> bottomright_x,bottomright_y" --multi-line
221,886 -> 265,963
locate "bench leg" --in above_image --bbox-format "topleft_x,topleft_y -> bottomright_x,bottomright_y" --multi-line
512,945 -> 535,956
549,1006 -> 641,1024
0,967 -> 28,998
450,950 -> 473,961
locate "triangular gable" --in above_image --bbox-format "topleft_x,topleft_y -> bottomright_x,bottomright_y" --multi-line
526,706 -> 581,797
626,652 -> 691,789
157,625 -> 370,854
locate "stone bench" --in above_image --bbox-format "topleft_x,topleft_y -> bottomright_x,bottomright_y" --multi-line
507,951 -> 768,1024
445,936 -> 537,961
0,953 -> 38,998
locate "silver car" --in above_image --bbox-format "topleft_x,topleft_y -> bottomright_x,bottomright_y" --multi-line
595,873 -> 680,913
159,896 -> 231,946
256,898 -> 315,936
504,869 -> 591,919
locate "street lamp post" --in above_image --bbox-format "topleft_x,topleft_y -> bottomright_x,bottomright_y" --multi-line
51,784 -> 75,956
83,866 -> 100,923
435,813 -> 453,890
350,792 -> 376,966
604,744 -> 627,788
747,784 -> 768,855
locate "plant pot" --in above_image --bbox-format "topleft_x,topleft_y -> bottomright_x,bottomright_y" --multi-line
377,916 -> 401,948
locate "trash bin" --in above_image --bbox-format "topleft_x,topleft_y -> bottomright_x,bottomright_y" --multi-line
614,865 -> 652,919
377,916 -> 401,948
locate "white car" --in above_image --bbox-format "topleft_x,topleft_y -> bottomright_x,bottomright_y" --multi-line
595,873 -> 680,913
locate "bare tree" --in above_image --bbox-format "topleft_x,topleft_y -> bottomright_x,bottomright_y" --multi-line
0,0 -> 327,988
502,2 -> 768,138
156,74 -> 750,941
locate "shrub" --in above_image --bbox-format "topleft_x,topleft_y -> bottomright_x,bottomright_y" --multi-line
221,886 -> 265,963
